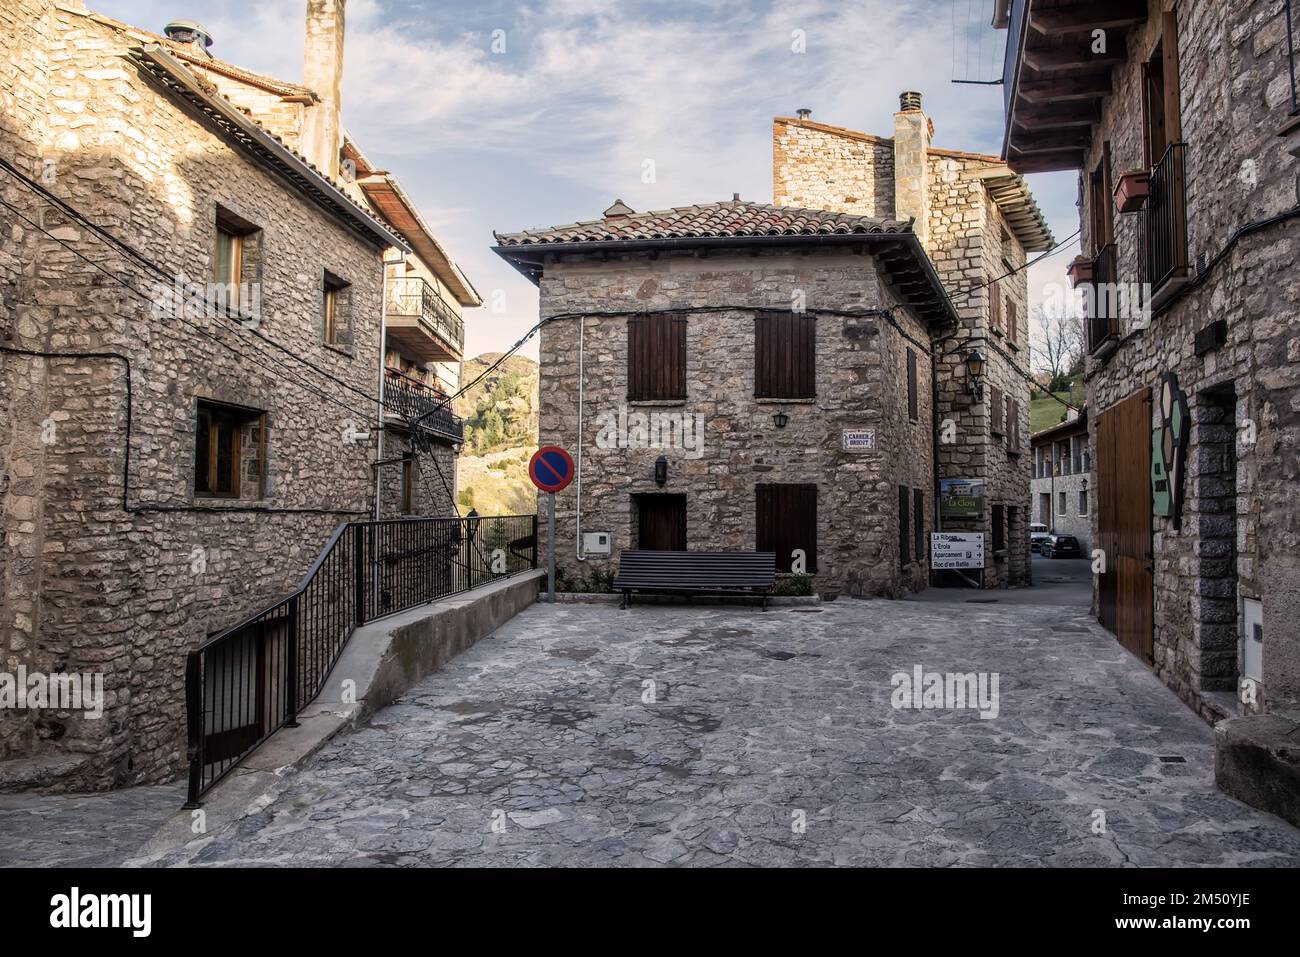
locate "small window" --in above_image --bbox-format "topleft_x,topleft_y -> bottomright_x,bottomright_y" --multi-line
1007,397 -> 1022,454
756,483 -> 817,573
195,399 -> 265,499
402,457 -> 415,515
755,311 -> 815,399
992,503 -> 1006,552
990,385 -> 1004,437
1006,299 -> 1018,346
989,285 -> 1002,334
212,206 -> 261,317
898,485 -> 910,568
1079,489 -> 1089,515
1059,490 -> 1068,515
906,348 -> 918,421
913,488 -> 924,565
323,271 -> 352,347
627,313 -> 687,401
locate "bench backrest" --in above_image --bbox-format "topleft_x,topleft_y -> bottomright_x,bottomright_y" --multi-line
614,550 -> 777,588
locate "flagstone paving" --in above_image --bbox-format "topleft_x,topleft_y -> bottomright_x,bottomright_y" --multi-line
131,598 -> 1300,868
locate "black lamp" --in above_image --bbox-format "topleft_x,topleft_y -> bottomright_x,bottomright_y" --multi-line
965,349 -> 986,400
772,410 -> 790,428
654,455 -> 668,486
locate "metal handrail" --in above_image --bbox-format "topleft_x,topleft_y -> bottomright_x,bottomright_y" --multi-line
386,275 -> 465,356
1086,242 -> 1119,354
383,367 -> 464,442
184,514 -> 538,805
1144,142 -> 1189,294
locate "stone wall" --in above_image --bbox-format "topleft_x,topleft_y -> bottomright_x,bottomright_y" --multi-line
0,5 -> 392,788
1077,0 -> 1300,713
535,247 -> 934,598
774,113 -> 1034,586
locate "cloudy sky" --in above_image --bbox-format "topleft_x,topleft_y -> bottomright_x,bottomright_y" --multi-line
96,0 -> 1079,360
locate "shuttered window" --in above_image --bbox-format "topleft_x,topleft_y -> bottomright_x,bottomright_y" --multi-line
754,311 -> 816,399
898,485 -> 910,568
990,285 -> 1002,334
913,488 -> 925,566
627,313 -> 687,401
906,348 -> 918,421
990,384 -> 1004,437
756,483 -> 817,573
1007,397 -> 1022,453
1006,299 -> 1018,346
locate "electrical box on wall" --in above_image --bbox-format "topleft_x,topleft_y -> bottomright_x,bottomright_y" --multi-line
1243,598 -> 1263,683
582,531 -> 612,556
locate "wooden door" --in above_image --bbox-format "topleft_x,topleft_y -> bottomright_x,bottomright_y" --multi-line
636,494 -> 686,551
1096,388 -> 1154,663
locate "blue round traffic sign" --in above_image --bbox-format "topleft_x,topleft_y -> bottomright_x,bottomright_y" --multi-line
529,445 -> 574,493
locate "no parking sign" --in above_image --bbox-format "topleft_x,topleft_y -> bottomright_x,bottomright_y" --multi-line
529,446 -> 574,493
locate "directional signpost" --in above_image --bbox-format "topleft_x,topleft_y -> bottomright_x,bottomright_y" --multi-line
528,446 -> 575,602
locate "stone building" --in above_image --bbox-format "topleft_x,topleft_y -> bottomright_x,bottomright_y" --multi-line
0,0 -> 477,790
773,95 -> 1053,587
496,199 -> 969,598
997,0 -> 1300,823
1030,411 -> 1092,552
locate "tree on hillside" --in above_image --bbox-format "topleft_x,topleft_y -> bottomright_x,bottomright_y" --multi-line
1030,305 -> 1085,391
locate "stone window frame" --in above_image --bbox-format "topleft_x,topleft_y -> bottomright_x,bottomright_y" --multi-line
320,268 -> 354,355
211,204 -> 264,326
193,397 -> 268,501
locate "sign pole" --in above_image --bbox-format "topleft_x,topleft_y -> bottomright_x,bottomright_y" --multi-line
547,491 -> 556,603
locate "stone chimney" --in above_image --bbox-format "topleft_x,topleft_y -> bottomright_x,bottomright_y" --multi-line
302,0 -> 346,179
893,90 -> 931,249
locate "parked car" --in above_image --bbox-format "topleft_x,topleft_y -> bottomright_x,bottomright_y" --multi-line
1040,533 -> 1082,559
1030,523 -> 1050,553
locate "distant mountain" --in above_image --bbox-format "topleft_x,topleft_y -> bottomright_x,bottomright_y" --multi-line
454,353 -> 538,516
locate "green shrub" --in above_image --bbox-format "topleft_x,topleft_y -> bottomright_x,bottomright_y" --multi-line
770,573 -> 814,596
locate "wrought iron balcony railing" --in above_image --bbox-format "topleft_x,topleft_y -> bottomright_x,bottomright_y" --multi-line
386,275 -> 465,357
1085,242 -> 1119,355
1143,142 -> 1190,296
383,367 -> 464,443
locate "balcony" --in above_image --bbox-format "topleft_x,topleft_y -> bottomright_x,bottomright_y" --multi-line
1085,242 -> 1119,355
386,276 -> 465,363
1142,142 -> 1190,298
382,367 -> 464,444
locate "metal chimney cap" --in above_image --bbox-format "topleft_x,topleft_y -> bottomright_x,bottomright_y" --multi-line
164,20 -> 214,49
795,108 -> 812,120
899,91 -> 923,111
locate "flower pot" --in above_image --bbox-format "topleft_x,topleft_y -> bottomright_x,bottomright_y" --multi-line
1114,169 -> 1150,212
1066,256 -> 1094,289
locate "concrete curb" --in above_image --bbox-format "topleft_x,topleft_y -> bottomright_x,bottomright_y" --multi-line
549,592 -> 822,607
125,569 -> 544,866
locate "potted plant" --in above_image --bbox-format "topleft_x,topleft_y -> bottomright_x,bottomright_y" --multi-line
1114,168 -> 1151,212
1066,255 -> 1094,289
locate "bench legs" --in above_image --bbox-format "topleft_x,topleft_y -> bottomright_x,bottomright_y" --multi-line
620,590 -> 629,610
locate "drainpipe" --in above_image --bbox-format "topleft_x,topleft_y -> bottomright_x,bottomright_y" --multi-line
575,313 -> 588,561
374,253 -> 404,520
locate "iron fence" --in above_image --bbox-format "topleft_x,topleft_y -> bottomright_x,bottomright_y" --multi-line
1086,242 -> 1119,354
185,514 -> 537,805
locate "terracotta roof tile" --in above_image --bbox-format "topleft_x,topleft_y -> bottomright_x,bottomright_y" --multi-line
494,200 -> 913,246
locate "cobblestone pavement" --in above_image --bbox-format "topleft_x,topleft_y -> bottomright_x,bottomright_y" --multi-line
131,598 -> 1300,868
0,783 -> 183,867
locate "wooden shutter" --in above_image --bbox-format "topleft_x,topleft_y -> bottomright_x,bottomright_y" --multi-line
1007,397 -> 1021,452
1006,299 -> 1017,345
913,488 -> 925,566
754,312 -> 815,399
627,313 -> 686,401
906,348 -> 918,420
1162,10 -> 1182,145
989,285 -> 1002,333
756,483 -> 817,573
898,485 -> 910,568
990,384 -> 1004,436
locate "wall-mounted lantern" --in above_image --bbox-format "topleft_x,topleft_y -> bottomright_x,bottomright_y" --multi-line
772,410 -> 790,429
654,455 -> 668,486
964,349 -> 986,401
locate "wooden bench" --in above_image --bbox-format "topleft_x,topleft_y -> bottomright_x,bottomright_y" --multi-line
612,550 -> 777,609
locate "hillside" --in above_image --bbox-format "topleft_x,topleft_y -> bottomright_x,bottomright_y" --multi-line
1030,375 -> 1085,434
454,353 -> 538,516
